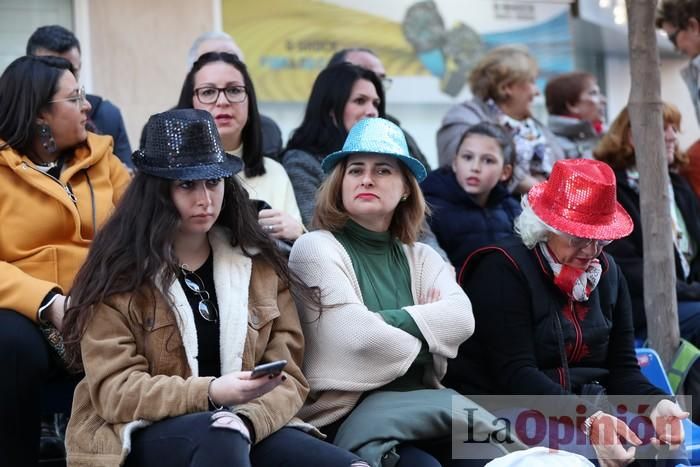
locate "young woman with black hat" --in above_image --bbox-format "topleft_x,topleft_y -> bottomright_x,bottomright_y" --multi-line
62,109 -> 367,467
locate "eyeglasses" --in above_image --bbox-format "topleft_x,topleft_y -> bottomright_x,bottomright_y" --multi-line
565,235 -> 613,251
49,86 -> 87,106
180,266 -> 219,322
194,86 -> 247,104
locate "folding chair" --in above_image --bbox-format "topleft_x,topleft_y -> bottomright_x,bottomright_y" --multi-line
636,347 -> 700,464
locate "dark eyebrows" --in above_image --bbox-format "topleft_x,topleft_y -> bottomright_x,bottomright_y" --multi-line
347,160 -> 396,169
197,81 -> 243,87
351,92 -> 380,102
459,150 -> 500,159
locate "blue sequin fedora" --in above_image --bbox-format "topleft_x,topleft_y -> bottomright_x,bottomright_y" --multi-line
321,117 -> 427,182
132,109 -> 242,180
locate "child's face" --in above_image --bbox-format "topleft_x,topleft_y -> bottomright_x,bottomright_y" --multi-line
452,133 -> 512,207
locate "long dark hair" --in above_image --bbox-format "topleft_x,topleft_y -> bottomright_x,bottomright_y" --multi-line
0,55 -> 74,157
176,52 -> 264,178
285,63 -> 385,157
63,172 -> 318,369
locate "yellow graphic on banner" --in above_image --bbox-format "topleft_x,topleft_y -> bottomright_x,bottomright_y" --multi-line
222,0 -> 426,102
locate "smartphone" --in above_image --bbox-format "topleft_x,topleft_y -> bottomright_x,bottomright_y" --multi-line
252,199 -> 272,213
250,359 -> 287,379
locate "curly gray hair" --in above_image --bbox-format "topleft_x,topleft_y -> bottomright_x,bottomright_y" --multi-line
514,196 -> 561,249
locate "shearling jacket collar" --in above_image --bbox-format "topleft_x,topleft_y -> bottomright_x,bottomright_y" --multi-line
166,227 -> 251,376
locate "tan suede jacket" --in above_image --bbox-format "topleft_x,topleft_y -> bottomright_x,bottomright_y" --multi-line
66,230 -> 307,467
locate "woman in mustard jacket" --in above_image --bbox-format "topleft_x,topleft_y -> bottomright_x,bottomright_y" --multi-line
0,55 -> 130,466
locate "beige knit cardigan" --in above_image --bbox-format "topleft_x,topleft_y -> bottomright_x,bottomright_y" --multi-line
289,230 -> 474,428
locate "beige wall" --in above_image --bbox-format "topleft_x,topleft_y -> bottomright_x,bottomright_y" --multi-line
87,0 -> 215,149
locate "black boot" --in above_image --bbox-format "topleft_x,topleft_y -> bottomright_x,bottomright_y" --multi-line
39,413 -> 66,465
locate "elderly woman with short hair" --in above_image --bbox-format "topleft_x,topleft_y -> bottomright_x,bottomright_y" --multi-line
446,159 -> 688,466
436,45 -> 564,194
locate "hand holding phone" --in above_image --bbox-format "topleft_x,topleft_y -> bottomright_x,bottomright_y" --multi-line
250,360 -> 287,379
252,199 -> 272,212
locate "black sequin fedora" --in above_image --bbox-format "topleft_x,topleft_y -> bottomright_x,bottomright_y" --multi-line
132,109 -> 242,180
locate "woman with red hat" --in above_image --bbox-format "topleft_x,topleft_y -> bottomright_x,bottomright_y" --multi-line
446,159 -> 688,466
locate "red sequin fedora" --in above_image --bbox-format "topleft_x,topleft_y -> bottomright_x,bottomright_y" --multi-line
527,159 -> 633,240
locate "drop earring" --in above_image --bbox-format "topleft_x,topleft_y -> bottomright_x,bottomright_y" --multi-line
38,124 -> 57,153
400,195 -> 408,202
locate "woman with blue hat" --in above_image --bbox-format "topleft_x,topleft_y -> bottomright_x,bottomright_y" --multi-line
62,109 -> 367,467
283,62 -> 449,262
289,118 -> 519,466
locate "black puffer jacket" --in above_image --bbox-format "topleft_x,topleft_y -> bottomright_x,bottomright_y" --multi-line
422,166 -> 520,269
445,238 -> 663,401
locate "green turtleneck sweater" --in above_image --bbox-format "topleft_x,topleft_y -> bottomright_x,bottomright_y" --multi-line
333,219 -> 430,391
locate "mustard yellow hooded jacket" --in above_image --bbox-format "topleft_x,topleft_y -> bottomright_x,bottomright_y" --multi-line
0,133 -> 130,320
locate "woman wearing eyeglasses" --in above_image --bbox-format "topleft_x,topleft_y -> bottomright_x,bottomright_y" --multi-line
62,109 -> 367,467
446,159 -> 689,466
0,55 -> 130,466
177,52 -> 304,246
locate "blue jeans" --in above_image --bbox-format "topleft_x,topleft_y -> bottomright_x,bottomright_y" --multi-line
394,438 -> 499,467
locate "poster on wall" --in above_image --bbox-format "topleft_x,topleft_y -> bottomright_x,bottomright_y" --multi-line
222,0 -> 574,103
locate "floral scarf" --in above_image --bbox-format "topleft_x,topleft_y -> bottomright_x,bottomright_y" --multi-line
487,99 -> 555,178
538,243 -> 602,302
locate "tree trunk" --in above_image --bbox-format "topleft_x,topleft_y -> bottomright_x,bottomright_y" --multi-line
626,0 -> 680,365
